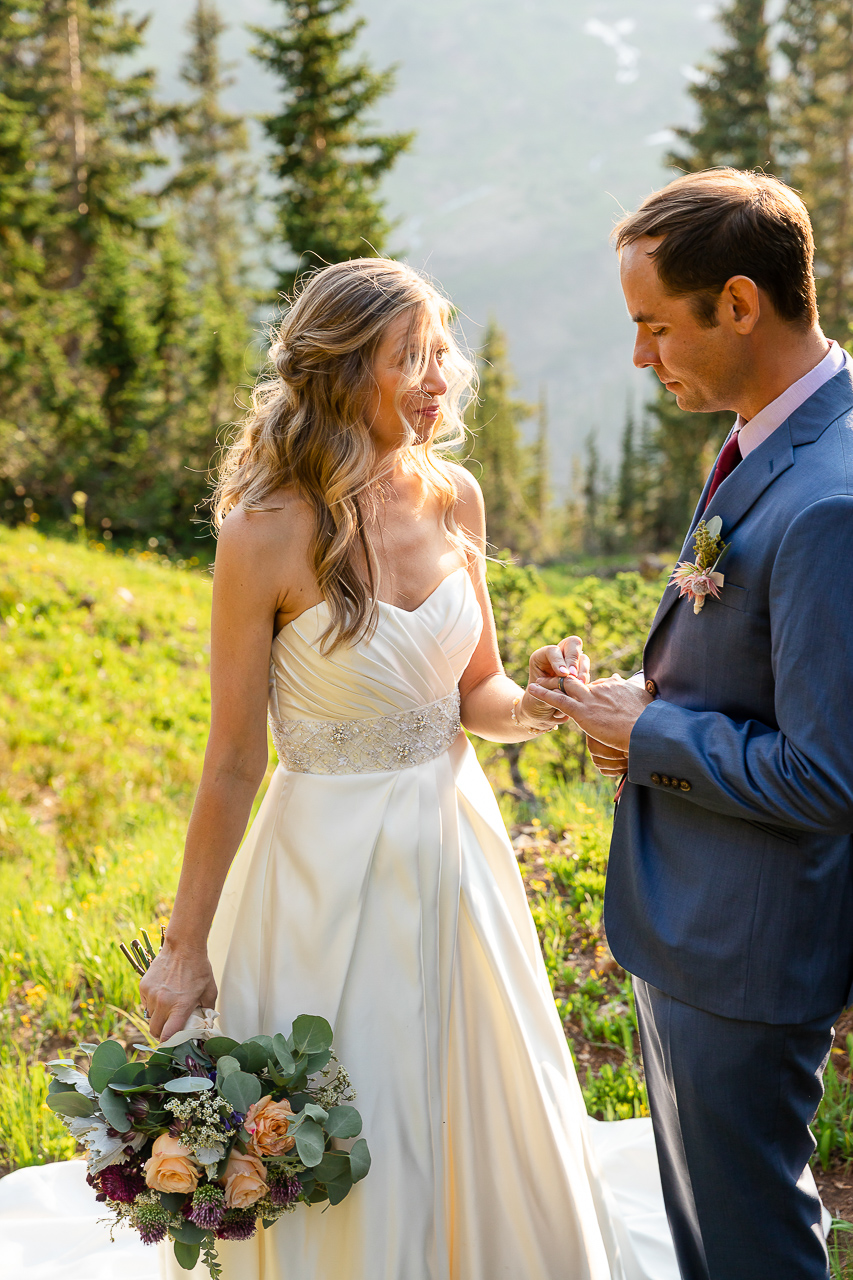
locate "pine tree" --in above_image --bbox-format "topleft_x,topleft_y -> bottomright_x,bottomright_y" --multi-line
464,321 -> 535,556
778,0 -> 853,339
250,0 -> 414,296
632,0 -> 761,549
667,0 -> 773,173
525,385 -> 551,555
167,1 -> 260,509
0,1 -> 205,543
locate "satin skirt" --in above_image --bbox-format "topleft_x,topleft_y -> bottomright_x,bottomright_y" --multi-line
152,736 -> 673,1280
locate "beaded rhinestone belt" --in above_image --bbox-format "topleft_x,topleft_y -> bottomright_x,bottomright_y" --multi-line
268,688 -> 461,776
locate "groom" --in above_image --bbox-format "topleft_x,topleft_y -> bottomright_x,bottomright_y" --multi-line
530,169 -> 853,1279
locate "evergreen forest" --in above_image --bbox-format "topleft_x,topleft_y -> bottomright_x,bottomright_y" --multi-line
5,0 -> 853,563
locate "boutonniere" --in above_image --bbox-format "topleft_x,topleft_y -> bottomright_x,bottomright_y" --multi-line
670,516 -> 730,615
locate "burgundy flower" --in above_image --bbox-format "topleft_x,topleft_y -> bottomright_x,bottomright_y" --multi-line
268,1173 -> 300,1208
100,1162 -> 146,1204
215,1208 -> 258,1241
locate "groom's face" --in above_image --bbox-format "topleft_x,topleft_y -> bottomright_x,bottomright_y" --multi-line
620,236 -> 747,413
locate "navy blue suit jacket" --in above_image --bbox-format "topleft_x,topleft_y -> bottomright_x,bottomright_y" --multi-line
605,366 -> 853,1024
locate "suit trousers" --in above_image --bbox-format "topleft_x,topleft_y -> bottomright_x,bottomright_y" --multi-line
634,978 -> 838,1280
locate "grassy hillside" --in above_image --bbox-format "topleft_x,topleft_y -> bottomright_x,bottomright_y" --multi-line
1,527 -> 850,1267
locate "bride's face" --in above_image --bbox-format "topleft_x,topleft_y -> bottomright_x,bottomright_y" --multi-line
366,307 -> 449,454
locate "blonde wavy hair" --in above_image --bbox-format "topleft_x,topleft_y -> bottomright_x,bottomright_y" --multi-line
213,258 -> 477,651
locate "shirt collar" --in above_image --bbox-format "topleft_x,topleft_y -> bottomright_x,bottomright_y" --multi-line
735,340 -> 849,457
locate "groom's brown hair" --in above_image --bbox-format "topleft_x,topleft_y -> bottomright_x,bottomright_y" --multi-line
613,169 -> 817,329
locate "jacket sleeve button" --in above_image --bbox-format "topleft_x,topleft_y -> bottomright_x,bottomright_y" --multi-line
661,775 -> 670,786
645,679 -> 658,696
651,773 -> 661,785
680,780 -> 692,792
670,777 -> 680,788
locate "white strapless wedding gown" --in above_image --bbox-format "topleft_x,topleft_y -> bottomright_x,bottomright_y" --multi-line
0,568 -> 677,1280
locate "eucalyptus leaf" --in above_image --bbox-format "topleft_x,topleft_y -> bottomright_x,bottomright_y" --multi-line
47,1078 -> 76,1096
312,1151 -> 350,1183
246,1034 -> 274,1056
300,1102 -> 328,1125
266,1062 -> 289,1087
164,1076 -> 215,1093
294,1117 -> 325,1167
170,1220 -> 208,1245
214,1055 -> 240,1080
46,1090 -> 96,1118
233,1040 -> 269,1074
77,1043 -> 100,1053
159,1192 -> 186,1212
108,1061 -> 146,1088
173,1241 -> 201,1271
220,1070 -> 262,1114
324,1105 -> 362,1138
99,1086 -> 131,1132
705,515 -> 723,539
272,1033 -> 295,1074
204,1036 -> 239,1060
326,1176 -> 353,1206
290,1015 -> 333,1057
88,1041 -> 127,1094
303,1048 -> 332,1075
349,1138 -> 371,1183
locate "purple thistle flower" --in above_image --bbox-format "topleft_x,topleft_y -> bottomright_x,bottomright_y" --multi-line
215,1208 -> 257,1241
188,1183 -> 226,1229
133,1201 -> 170,1246
268,1174 -> 300,1208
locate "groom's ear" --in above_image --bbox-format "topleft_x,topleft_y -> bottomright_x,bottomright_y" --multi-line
719,276 -> 761,335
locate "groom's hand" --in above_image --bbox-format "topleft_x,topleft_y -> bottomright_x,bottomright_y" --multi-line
527,671 -> 653,753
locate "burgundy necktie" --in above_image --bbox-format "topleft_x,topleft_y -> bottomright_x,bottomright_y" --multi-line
704,431 -> 742,511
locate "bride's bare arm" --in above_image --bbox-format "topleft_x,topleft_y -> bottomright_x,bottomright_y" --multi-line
140,506 -> 301,1040
452,469 -> 584,742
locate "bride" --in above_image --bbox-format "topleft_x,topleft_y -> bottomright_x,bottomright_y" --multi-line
139,258 -> 670,1280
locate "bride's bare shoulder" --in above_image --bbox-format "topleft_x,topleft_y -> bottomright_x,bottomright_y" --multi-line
213,489 -> 316,613
444,463 -> 485,538
216,489 -> 312,559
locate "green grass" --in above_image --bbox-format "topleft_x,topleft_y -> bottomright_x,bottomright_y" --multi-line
0,526 -> 849,1275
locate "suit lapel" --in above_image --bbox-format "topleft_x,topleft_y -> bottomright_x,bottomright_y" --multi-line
643,363 -> 853,656
643,440 -> 733,652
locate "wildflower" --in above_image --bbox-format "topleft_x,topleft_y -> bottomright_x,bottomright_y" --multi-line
215,1208 -> 258,1241
99,1162 -> 146,1204
188,1182 -> 226,1229
266,1166 -> 301,1208
132,1196 -> 170,1245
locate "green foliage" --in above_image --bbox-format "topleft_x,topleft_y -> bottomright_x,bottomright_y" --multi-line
639,390 -> 733,552
813,1034 -> 853,1170
0,1047 -> 79,1169
1,527 -> 850,1253
250,0 -> 413,296
465,321 -> 538,557
667,0 -> 774,172
778,0 -> 853,340
0,0 -> 257,551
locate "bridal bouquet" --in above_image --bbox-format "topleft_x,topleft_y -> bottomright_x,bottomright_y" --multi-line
45,992 -> 369,1276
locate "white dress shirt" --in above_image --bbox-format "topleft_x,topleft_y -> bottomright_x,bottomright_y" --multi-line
735,339 -> 850,457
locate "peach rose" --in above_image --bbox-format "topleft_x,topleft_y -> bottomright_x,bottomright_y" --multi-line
144,1134 -> 201,1195
244,1094 -> 296,1157
222,1148 -> 268,1209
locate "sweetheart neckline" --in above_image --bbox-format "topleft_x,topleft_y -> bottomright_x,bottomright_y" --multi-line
273,566 -> 470,643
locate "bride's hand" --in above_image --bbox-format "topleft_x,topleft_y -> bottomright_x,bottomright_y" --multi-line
139,941 -> 217,1043
523,636 -> 590,727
